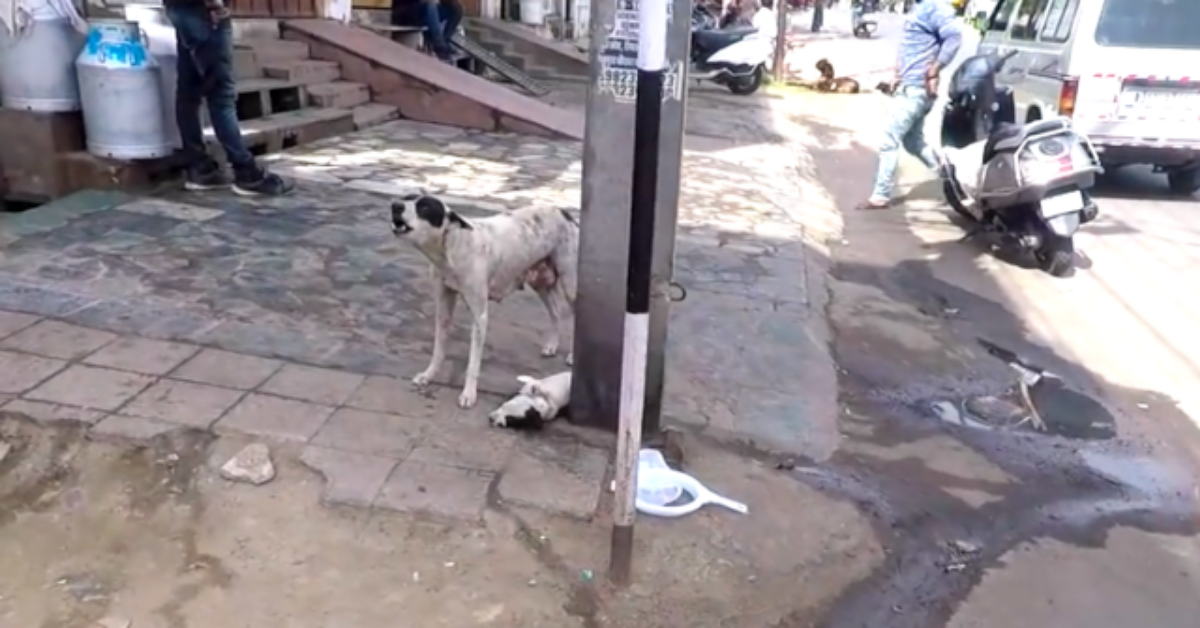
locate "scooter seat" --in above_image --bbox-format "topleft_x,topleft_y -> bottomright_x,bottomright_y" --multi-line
984,119 -> 1071,160
982,123 -> 1023,160
693,26 -> 757,55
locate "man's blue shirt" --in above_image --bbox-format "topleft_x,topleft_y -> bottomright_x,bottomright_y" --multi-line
896,0 -> 963,87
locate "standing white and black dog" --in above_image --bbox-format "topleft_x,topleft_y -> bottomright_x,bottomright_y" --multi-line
390,192 -> 578,408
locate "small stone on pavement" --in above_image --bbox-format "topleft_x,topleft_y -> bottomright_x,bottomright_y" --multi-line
96,617 -> 132,628
220,443 -> 276,485
950,540 -> 980,553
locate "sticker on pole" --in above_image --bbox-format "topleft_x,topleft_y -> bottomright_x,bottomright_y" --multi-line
594,0 -> 683,104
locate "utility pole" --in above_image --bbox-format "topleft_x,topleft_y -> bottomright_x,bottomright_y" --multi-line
571,0 -> 689,438
773,0 -> 789,82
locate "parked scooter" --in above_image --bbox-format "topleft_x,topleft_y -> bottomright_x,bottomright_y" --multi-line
940,49 -> 1102,278
851,3 -> 877,37
690,3 -> 776,95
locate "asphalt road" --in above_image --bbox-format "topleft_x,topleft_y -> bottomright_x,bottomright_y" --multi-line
778,37 -> 1200,623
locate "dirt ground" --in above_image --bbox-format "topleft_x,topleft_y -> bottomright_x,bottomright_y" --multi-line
0,416 -> 879,628
0,418 -> 572,628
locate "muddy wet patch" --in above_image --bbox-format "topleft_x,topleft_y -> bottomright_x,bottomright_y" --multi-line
0,419 -> 578,628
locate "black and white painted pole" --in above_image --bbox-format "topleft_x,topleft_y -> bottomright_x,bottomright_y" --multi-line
609,0 -> 670,587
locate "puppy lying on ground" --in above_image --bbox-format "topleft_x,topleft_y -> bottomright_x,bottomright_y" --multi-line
391,192 -> 579,408
488,371 -> 572,430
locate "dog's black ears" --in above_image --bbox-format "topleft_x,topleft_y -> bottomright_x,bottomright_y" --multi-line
407,192 -> 473,230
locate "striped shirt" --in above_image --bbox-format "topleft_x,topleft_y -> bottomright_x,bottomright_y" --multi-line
896,0 -> 964,88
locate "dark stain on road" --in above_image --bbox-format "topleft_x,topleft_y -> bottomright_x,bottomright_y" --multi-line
784,111 -> 1200,627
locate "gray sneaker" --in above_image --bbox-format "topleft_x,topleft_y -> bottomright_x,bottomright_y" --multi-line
232,171 -> 295,197
184,164 -> 230,191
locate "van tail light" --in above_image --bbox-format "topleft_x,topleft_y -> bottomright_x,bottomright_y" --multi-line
1058,76 -> 1079,118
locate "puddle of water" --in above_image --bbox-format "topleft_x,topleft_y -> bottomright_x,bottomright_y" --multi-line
929,379 -> 1116,441
1080,449 -> 1185,498
1029,378 -> 1117,441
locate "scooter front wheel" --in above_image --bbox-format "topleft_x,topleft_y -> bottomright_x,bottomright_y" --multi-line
1035,235 -> 1075,278
727,66 -> 764,96
942,180 -> 975,222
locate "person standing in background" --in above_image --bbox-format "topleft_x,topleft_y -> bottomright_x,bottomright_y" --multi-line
164,0 -> 294,196
856,0 -> 964,210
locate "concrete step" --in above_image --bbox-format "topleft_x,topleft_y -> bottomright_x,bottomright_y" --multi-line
204,107 -> 355,161
200,78 -> 308,128
280,19 -> 583,139
241,39 -> 311,64
234,48 -> 261,80
307,81 -> 370,109
235,78 -> 307,120
232,19 -> 282,42
351,103 -> 399,129
262,59 -> 342,85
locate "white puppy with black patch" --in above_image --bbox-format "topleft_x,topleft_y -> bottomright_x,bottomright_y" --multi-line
391,193 -> 578,408
488,371 -> 572,430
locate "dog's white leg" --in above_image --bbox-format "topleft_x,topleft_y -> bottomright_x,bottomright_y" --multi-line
551,283 -> 575,366
458,289 -> 489,408
552,245 -> 578,367
413,285 -> 458,387
534,286 -> 562,357
557,286 -> 574,366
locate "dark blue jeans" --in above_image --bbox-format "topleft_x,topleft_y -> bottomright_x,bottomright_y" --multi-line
391,0 -> 463,57
166,6 -> 258,179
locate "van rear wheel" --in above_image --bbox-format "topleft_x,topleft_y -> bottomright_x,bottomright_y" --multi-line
1167,167 -> 1200,196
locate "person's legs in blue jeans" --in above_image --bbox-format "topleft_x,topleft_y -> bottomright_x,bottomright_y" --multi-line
901,106 -> 939,170
438,0 -> 463,47
167,5 -> 292,196
419,0 -> 453,59
863,86 -> 936,207
168,5 -> 224,189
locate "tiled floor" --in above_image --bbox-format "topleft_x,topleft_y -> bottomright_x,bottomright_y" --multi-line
0,310 -> 604,521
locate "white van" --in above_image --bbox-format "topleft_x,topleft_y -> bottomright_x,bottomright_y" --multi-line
976,0 -> 1200,195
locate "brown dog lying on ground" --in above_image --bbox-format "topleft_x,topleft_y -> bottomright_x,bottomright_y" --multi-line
814,59 -> 861,93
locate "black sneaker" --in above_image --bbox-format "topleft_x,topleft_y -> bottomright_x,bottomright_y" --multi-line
184,165 -> 230,191
232,171 -> 295,197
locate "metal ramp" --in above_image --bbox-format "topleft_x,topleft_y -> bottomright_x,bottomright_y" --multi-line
451,34 -> 549,97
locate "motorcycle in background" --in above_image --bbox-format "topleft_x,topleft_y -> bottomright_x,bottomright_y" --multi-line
852,1 -> 877,37
940,50 -> 1102,277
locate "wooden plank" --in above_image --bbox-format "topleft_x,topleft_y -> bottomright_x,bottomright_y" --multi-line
228,0 -> 273,16
228,0 -> 320,17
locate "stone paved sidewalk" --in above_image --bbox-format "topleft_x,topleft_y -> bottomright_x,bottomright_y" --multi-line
0,309 -> 607,520
0,112 -> 838,459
